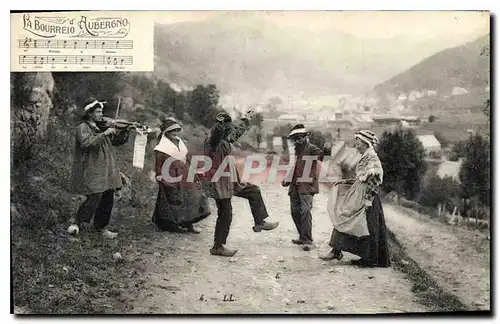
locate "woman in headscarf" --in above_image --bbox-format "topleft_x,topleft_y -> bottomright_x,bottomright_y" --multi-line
320,130 -> 390,268
151,118 -> 211,233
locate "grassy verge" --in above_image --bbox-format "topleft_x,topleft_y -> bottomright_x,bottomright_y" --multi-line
11,119 -> 164,314
387,229 -> 469,312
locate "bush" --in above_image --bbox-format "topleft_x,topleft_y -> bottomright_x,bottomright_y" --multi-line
417,175 -> 460,210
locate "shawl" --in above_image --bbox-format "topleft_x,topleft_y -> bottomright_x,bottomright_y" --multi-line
355,146 -> 383,184
154,135 -> 188,162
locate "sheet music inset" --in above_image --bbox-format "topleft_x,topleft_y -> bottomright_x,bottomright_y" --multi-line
11,11 -> 154,72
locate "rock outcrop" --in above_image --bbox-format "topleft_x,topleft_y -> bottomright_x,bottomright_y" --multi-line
11,72 -> 55,164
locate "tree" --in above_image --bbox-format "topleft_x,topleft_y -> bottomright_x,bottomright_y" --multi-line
268,96 -> 283,107
272,123 -> 294,137
449,140 -> 467,161
250,112 -> 264,148
418,175 -> 460,211
428,115 -> 437,123
187,84 -> 221,128
378,127 -> 427,199
459,133 -> 490,206
309,131 -> 333,149
52,72 -> 125,113
433,131 -> 449,148
481,39 -> 491,119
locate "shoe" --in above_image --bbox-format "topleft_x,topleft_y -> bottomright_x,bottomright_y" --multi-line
210,245 -> 238,257
102,229 -> 118,239
185,224 -> 201,234
319,250 -> 343,261
252,221 -> 279,232
67,224 -> 79,235
302,243 -> 315,251
292,239 -> 305,245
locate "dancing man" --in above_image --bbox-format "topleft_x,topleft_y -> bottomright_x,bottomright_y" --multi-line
204,111 -> 279,257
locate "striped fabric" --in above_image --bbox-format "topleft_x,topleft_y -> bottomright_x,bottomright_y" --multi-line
355,130 -> 379,149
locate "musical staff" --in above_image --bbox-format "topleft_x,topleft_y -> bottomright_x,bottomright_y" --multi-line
18,38 -> 134,50
19,55 -> 133,66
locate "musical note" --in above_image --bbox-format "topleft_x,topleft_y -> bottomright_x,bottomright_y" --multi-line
18,38 -> 134,49
17,55 -> 133,66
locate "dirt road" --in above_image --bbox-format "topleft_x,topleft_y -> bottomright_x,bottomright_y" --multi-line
130,183 -> 428,314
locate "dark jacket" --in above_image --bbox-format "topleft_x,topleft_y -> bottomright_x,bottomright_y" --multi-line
70,121 -> 129,195
287,141 -> 326,196
203,118 -> 251,199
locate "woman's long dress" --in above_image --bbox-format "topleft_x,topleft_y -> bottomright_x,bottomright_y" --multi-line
329,193 -> 390,267
151,137 -> 211,231
327,148 -> 390,267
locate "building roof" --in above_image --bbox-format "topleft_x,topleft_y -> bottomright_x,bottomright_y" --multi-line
437,160 -> 463,182
417,135 -> 441,149
278,114 -> 303,121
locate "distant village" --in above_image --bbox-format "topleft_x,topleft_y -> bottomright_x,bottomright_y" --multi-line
220,84 -> 491,184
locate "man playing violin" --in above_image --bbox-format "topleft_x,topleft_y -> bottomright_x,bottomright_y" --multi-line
68,97 -> 131,238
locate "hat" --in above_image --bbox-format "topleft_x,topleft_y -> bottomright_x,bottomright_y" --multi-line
83,98 -> 106,113
161,118 -> 181,133
355,130 -> 378,148
215,112 -> 232,123
287,124 -> 310,138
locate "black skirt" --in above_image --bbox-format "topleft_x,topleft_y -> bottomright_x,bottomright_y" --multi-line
152,182 -> 211,231
329,194 -> 390,267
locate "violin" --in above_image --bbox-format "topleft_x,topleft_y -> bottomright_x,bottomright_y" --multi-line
101,117 -> 153,133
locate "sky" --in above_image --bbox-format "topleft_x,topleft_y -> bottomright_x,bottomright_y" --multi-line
153,10 -> 489,45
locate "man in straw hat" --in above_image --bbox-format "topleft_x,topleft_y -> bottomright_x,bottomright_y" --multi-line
282,124 -> 326,251
67,97 -> 131,239
203,110 -> 279,257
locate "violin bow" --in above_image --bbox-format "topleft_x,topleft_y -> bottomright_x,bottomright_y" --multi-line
115,96 -> 121,120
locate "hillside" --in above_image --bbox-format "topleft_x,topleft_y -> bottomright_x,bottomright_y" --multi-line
374,35 -> 490,96
153,13 -> 486,102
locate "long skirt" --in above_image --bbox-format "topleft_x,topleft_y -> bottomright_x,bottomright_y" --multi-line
152,181 -> 211,231
329,194 -> 390,267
